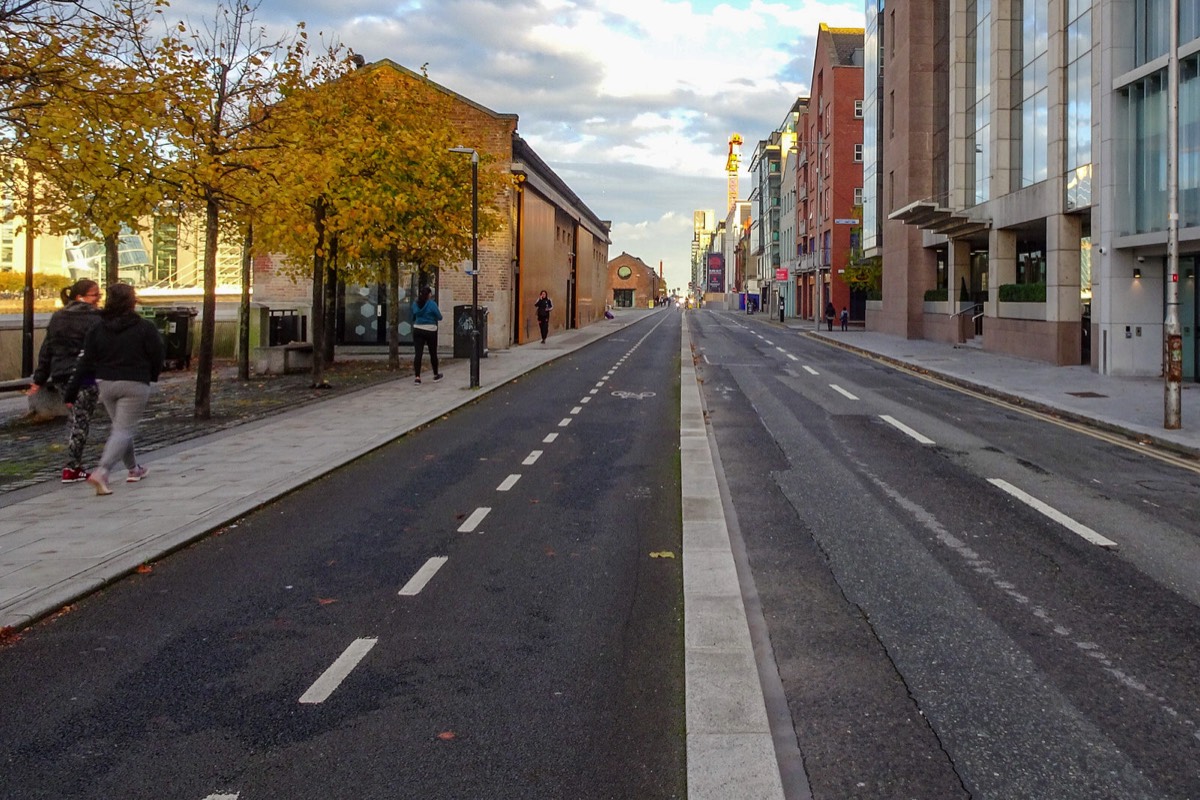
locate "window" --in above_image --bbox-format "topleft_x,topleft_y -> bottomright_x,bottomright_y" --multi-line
889,91 -> 895,137
855,99 -> 864,118
854,187 -> 864,205
854,144 -> 864,162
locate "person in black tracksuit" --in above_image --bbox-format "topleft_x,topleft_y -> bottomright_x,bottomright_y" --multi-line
64,284 -> 164,496
535,290 -> 553,344
29,279 -> 102,482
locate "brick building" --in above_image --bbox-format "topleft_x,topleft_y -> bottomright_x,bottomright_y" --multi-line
253,60 -> 610,351
607,252 -> 664,308
796,25 -> 864,324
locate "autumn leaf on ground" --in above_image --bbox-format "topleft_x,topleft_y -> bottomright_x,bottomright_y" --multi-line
436,731 -> 457,741
135,564 -> 153,574
316,597 -> 338,605
544,547 -> 556,557
649,551 -> 676,559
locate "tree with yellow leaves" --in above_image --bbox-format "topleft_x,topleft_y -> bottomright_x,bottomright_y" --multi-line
149,0 -> 323,418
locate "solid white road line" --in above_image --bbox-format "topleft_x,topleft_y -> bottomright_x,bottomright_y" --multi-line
830,384 -> 859,400
803,366 -> 819,375
458,507 -> 491,533
988,478 -> 1119,549
523,450 -> 543,465
399,557 -> 449,596
543,433 -> 559,443
299,638 -> 378,704
570,406 -> 583,415
880,414 -> 936,445
497,474 -> 521,491
558,417 -> 573,427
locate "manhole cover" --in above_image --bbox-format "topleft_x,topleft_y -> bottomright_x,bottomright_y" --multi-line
1066,391 -> 1108,398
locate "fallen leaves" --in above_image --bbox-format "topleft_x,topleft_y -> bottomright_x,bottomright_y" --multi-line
135,564 -> 153,574
649,551 -> 676,559
316,597 -> 338,606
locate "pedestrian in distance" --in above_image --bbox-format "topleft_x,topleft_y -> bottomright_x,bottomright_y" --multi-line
825,301 -> 836,332
28,278 -> 102,482
535,289 -> 553,344
840,307 -> 849,332
411,286 -> 443,384
63,283 -> 164,496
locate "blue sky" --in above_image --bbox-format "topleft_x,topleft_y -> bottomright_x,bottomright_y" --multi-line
181,0 -> 866,291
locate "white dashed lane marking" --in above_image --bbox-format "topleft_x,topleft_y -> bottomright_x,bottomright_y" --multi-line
458,507 -> 491,533
988,479 -> 1118,549
497,474 -> 521,491
543,433 -> 559,443
399,557 -> 448,596
880,414 -> 936,445
558,418 -> 572,427
829,384 -> 859,400
299,638 -> 378,704
523,450 -> 543,465
803,366 -> 819,375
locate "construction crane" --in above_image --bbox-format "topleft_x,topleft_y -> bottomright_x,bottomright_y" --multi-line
725,133 -> 743,213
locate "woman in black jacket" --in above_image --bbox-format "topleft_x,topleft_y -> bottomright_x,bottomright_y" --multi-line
29,279 -> 101,482
64,284 -> 165,496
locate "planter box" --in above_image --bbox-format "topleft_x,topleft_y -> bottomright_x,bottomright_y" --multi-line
923,301 -> 951,314
998,301 -> 1046,321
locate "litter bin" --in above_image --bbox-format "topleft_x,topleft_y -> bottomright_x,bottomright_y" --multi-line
151,306 -> 197,370
453,305 -> 489,359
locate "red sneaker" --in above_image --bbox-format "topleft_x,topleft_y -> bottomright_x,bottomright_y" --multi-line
62,467 -> 89,483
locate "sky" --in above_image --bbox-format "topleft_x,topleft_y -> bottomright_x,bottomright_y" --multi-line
181,0 -> 865,293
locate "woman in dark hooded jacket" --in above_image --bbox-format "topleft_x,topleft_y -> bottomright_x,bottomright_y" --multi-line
29,279 -> 101,482
64,283 -> 164,496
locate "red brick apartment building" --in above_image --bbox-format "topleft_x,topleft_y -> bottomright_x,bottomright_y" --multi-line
796,25 -> 865,323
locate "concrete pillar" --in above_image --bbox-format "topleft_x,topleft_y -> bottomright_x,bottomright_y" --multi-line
987,227 -> 1017,319
949,238 -> 972,306
1046,213 -> 1082,323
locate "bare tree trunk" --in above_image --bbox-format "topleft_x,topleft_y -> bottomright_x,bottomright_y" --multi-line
103,231 -> 120,287
310,200 -> 328,389
193,197 -> 219,419
237,222 -> 252,381
387,244 -> 400,370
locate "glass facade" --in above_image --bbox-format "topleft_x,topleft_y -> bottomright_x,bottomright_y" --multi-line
968,0 -> 992,204
863,0 -> 883,252
1134,0 -> 1170,66
1020,0 -> 1050,187
1065,0 -> 1093,210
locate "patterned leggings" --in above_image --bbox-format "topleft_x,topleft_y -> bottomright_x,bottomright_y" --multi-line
66,384 -> 99,471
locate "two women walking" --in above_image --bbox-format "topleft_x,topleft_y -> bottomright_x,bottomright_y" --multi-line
64,284 -> 164,496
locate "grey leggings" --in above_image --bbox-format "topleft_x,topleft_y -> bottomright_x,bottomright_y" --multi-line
96,380 -> 151,473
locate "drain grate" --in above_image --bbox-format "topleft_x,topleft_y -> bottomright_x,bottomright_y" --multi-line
1066,391 -> 1108,398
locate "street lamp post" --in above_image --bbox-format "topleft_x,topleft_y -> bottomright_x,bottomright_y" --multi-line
450,146 -> 481,389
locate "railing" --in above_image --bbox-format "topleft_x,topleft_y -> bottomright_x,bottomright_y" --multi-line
949,302 -> 984,343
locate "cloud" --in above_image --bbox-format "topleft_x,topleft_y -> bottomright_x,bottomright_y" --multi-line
171,0 -> 865,289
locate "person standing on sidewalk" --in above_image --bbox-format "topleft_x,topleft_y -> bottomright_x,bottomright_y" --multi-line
535,290 -> 553,344
63,284 -> 164,496
410,286 -> 443,384
28,279 -> 102,482
840,307 -> 849,331
825,300 -> 836,332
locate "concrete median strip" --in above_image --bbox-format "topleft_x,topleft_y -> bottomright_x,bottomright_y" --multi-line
680,315 -> 787,800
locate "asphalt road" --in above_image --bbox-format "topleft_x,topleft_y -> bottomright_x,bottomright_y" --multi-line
692,309 -> 1200,800
0,314 -> 685,799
